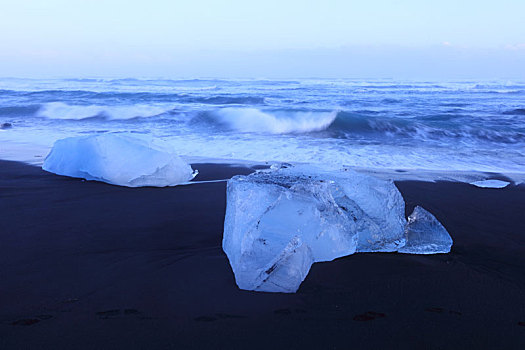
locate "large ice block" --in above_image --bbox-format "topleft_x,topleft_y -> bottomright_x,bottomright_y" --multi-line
398,206 -> 453,254
222,164 -> 407,293
43,133 -> 197,187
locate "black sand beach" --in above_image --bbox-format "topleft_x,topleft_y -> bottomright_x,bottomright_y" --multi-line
1,160 -> 524,349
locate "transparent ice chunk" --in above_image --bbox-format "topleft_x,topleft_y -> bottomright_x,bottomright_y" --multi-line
470,179 -> 510,188
43,133 -> 197,187
398,206 -> 453,254
222,164 -> 407,293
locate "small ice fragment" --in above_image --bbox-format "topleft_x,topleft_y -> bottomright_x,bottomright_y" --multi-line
43,133 -> 197,187
470,179 -> 510,188
398,206 -> 453,254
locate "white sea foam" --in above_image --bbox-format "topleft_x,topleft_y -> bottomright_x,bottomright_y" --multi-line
212,108 -> 337,134
37,102 -> 172,120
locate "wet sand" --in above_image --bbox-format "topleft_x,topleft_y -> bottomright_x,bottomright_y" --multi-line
1,160 -> 524,349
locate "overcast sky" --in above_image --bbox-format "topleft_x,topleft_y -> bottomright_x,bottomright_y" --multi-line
1,0 -> 524,79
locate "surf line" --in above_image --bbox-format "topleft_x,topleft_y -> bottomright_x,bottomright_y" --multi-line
181,179 -> 229,185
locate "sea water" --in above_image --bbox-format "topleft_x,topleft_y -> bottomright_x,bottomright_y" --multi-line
0,78 -> 524,181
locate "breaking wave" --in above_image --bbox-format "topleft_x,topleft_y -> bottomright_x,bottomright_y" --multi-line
189,108 -> 525,143
36,102 -> 172,120
195,108 -> 338,134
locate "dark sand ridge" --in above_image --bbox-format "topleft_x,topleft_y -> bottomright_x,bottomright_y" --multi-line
0,160 -> 524,349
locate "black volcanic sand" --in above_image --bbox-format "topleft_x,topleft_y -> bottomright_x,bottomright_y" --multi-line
0,160 -> 524,349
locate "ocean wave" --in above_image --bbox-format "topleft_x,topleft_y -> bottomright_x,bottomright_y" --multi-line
2,89 -> 264,105
193,108 -> 338,134
36,102 -> 173,120
18,90 -> 184,101
502,108 -> 525,115
328,112 -> 407,134
381,98 -> 402,104
185,96 -> 265,105
63,78 -> 106,83
481,90 -> 525,94
0,105 -> 41,117
189,108 -> 525,143
339,83 -> 446,89
327,111 -> 525,144
472,83 -> 525,90
106,78 -> 237,87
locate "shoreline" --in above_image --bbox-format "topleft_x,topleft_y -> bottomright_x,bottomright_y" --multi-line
1,160 -> 524,349
1,137 -> 525,184
2,140 -> 524,185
